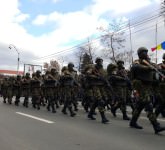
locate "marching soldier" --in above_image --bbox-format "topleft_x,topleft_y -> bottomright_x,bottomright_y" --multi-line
107,61 -> 130,120
86,57 -> 109,124
60,66 -> 77,117
22,73 -> 31,107
67,62 -> 79,111
31,70 -> 43,110
45,68 -> 59,113
154,53 -> 165,117
13,75 -> 22,106
129,47 -> 165,134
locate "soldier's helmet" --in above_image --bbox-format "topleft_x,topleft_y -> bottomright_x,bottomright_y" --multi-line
51,67 -> 57,72
36,70 -> 41,74
107,64 -> 117,75
68,62 -> 74,68
117,60 -> 124,65
137,47 -> 148,57
95,57 -> 103,63
61,66 -> 68,72
17,75 -> 21,79
25,72 -> 30,76
162,53 -> 165,60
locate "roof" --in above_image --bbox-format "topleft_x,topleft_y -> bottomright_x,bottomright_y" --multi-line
0,70 -> 24,75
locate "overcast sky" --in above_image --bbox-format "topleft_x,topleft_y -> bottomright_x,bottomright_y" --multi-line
0,0 -> 164,71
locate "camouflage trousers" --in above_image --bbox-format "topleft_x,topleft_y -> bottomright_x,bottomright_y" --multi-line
131,80 -> 157,124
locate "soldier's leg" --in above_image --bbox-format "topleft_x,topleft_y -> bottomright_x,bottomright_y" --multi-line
88,98 -> 97,120
68,98 -> 76,117
130,101 -> 144,129
23,96 -> 29,108
120,100 -> 130,120
98,99 -> 109,124
47,97 -> 51,111
145,102 -> 165,134
51,98 -> 56,113
15,95 -> 20,106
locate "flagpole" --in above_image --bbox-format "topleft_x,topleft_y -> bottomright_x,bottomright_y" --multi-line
155,22 -> 158,64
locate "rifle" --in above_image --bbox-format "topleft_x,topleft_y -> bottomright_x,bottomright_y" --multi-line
142,59 -> 165,79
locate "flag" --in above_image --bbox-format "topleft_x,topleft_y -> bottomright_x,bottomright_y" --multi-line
151,41 -> 165,52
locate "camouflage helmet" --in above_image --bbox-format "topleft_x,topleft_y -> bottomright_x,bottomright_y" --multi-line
137,47 -> 148,56
95,57 -> 103,63
36,70 -> 41,74
68,62 -> 74,68
162,53 -> 165,60
51,67 -> 57,72
107,63 -> 117,74
61,66 -> 68,72
117,60 -> 124,65
25,72 -> 30,76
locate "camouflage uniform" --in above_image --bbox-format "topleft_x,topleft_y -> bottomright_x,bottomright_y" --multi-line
107,62 -> 130,120
13,75 -> 22,106
67,62 -> 79,111
21,73 -> 31,107
129,47 -> 165,134
60,66 -> 76,117
86,57 -> 109,123
1,77 -> 8,103
154,54 -> 165,117
45,68 -> 60,113
31,71 -> 42,110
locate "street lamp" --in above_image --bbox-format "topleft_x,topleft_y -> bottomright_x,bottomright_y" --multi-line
9,44 -> 20,75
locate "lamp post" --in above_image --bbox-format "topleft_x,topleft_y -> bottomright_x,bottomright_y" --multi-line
9,44 -> 20,75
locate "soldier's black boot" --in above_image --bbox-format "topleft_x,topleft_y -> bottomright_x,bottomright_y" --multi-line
51,104 -> 56,113
62,105 -> 67,114
152,122 -> 165,134
15,100 -> 19,106
130,117 -> 143,129
111,106 -> 117,117
47,104 -> 50,111
3,98 -> 6,103
69,107 -> 76,117
100,111 -> 109,124
123,112 -> 130,120
88,111 -> 96,120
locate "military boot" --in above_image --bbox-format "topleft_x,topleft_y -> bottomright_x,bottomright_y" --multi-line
111,106 -> 117,117
152,122 -> 165,134
3,98 -> 6,103
129,120 -> 143,129
88,111 -> 96,120
62,105 -> 67,114
47,104 -> 50,111
100,111 -> 109,124
69,107 -> 76,117
123,112 -> 130,121
51,104 -> 56,113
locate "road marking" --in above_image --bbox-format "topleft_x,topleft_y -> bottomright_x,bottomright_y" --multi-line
16,112 -> 54,124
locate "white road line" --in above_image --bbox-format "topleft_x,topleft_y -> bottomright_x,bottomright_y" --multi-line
16,112 -> 54,124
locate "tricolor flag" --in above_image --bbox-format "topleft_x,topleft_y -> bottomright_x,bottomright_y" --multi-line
151,41 -> 165,51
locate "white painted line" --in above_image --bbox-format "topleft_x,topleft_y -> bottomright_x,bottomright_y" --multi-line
16,112 -> 54,124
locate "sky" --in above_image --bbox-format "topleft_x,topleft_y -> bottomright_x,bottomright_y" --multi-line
0,0 -> 164,71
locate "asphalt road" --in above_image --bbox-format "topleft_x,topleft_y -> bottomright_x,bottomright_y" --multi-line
0,97 -> 164,150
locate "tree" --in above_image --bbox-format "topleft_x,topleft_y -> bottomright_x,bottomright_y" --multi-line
98,18 -> 131,63
80,53 -> 93,73
74,38 -> 96,71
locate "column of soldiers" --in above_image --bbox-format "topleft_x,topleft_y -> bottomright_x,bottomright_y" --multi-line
0,47 -> 165,134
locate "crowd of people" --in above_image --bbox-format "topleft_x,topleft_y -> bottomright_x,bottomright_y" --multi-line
0,47 -> 165,134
